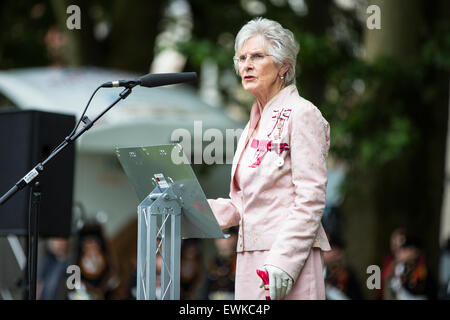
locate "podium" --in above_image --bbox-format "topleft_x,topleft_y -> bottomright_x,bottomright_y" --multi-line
116,144 -> 226,300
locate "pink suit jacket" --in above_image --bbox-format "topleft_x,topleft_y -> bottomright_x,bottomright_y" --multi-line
208,85 -> 331,282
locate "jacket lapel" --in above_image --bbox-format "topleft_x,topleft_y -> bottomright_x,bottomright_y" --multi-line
230,123 -> 249,180
230,101 -> 262,183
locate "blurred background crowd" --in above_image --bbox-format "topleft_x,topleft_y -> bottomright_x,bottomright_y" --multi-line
0,0 -> 450,300
34,220 -> 450,300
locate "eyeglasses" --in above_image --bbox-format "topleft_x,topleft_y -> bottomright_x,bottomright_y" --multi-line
233,53 -> 272,65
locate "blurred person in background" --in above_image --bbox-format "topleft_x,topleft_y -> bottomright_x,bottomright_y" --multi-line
208,17 -> 330,300
204,227 -> 238,300
323,233 -> 363,300
124,242 -> 162,300
383,234 -> 436,300
37,237 -> 72,300
180,239 -> 203,300
44,25 -> 68,67
69,222 -> 120,300
377,227 -> 407,299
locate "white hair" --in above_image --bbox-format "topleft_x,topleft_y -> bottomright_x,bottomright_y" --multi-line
234,17 -> 300,86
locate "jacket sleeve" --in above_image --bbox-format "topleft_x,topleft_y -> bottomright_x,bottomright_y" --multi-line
207,198 -> 241,230
264,104 -> 330,281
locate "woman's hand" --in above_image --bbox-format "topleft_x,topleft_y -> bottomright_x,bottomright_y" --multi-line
260,265 -> 293,300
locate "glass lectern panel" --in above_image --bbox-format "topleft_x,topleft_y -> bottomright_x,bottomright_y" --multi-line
116,144 -> 225,239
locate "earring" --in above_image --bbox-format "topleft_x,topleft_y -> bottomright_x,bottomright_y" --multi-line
280,75 -> 284,80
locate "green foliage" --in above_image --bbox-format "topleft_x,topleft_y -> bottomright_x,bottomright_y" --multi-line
423,23 -> 450,71
296,32 -> 341,70
321,58 -> 418,166
177,37 -> 234,71
0,0 -> 56,68
1,0 -> 448,172
319,27 -> 450,167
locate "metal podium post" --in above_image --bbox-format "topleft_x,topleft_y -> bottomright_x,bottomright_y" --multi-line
137,183 -> 182,300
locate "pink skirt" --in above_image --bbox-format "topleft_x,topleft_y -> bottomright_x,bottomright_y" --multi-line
234,248 -> 325,300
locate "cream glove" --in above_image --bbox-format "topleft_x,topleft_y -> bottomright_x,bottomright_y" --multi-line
260,265 -> 293,300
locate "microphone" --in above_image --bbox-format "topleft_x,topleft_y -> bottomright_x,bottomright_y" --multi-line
101,72 -> 197,88
101,79 -> 139,88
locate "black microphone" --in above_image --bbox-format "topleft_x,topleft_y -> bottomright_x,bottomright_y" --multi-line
101,79 -> 139,88
101,72 -> 197,88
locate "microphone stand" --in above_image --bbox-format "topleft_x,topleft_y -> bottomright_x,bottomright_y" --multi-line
23,181 -> 40,300
0,84 -> 135,300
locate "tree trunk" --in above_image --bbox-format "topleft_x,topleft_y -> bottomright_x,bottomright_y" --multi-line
364,0 -> 421,62
107,0 -> 167,72
441,79 -> 450,244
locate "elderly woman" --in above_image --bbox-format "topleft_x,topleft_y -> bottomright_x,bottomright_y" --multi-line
208,17 -> 330,300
